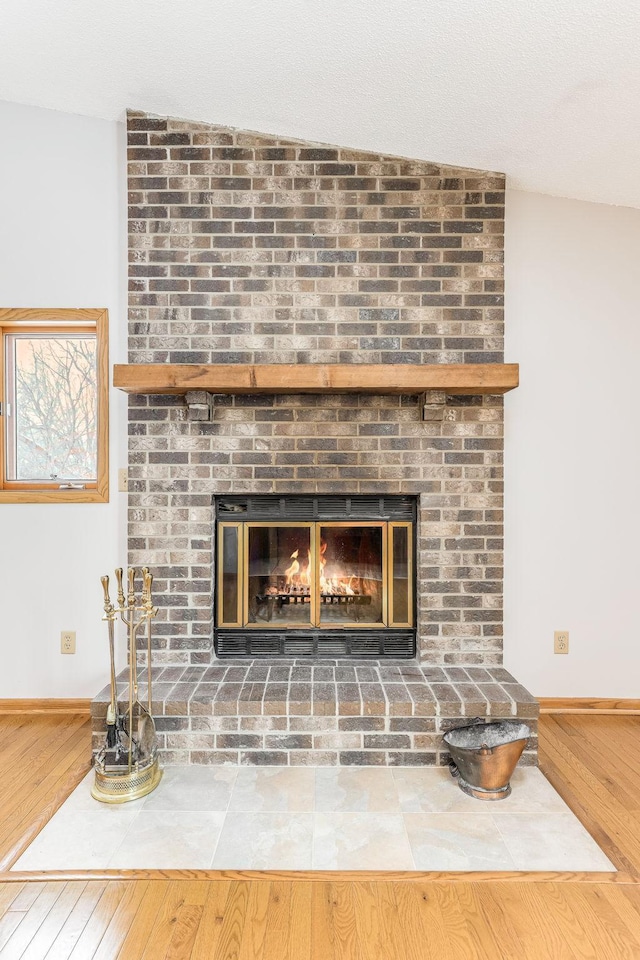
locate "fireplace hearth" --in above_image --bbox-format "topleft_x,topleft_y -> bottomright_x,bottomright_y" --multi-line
215,496 -> 416,658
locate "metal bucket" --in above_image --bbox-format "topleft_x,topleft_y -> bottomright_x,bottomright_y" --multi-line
443,720 -> 531,801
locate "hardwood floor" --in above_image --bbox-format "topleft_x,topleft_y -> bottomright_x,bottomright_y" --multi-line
1,713 -> 640,957
0,714 -> 91,873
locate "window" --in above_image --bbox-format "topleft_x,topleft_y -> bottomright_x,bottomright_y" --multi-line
0,308 -> 109,503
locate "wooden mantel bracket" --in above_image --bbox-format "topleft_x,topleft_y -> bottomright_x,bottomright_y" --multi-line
113,363 -> 519,398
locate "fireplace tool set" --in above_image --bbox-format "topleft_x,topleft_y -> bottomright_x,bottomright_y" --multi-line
92,566 -> 162,803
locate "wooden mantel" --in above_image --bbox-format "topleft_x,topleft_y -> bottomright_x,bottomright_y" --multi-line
113,363 -> 519,396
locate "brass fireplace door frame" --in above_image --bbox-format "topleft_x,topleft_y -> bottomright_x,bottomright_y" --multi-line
217,520 -> 413,630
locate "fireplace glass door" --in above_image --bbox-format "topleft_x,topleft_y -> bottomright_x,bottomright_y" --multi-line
217,519 -> 412,631
247,523 -> 315,626
318,523 -> 385,625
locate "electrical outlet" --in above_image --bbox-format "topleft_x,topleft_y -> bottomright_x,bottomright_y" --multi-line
118,468 -> 128,493
554,630 -> 569,654
61,630 -> 76,655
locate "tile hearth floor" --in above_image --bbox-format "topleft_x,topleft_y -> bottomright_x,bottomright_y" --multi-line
13,765 -> 614,873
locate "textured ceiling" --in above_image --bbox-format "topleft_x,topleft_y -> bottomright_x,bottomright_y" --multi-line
1,0 -> 639,207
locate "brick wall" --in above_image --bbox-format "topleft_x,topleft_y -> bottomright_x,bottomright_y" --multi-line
127,110 -> 506,668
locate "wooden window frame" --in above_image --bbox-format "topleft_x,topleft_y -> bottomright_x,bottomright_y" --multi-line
0,308 -> 109,504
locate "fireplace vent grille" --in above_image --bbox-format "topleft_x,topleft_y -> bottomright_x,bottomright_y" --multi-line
216,495 -> 416,522
215,630 -> 416,659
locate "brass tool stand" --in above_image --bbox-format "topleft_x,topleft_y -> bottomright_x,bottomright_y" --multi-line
92,566 -> 162,803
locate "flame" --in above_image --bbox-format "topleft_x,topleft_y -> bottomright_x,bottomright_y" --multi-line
319,540 -> 328,593
284,550 -> 300,585
319,540 -> 358,595
272,538 -> 376,599
297,548 -> 311,587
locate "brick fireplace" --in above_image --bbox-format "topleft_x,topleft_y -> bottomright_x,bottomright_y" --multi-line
92,110 -> 538,765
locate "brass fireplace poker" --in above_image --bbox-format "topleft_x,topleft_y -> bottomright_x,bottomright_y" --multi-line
92,566 -> 162,803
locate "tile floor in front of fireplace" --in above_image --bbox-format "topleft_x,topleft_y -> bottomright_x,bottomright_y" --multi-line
12,765 -> 614,873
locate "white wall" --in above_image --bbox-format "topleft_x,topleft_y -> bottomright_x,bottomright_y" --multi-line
504,189 -> 640,697
0,101 -> 127,697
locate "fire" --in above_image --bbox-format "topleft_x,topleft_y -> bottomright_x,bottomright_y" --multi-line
284,550 -> 300,584
319,540 -> 328,593
319,541 -> 358,596
302,548 -> 312,586
283,548 -> 313,592
277,539 -> 372,598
